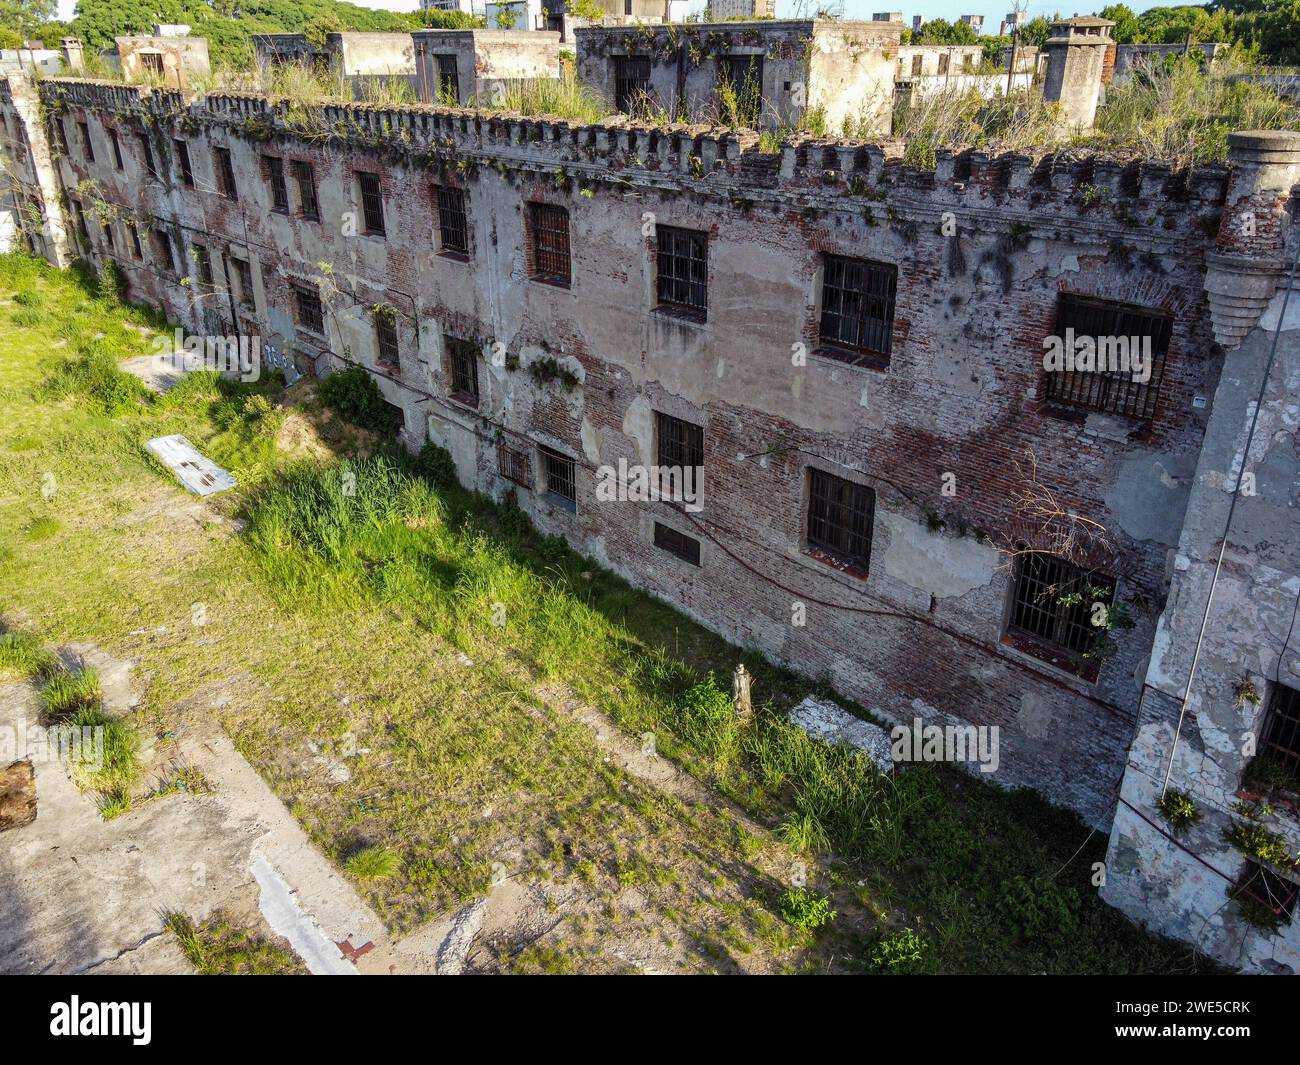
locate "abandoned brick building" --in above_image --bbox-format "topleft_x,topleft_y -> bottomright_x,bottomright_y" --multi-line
0,20 -> 1297,974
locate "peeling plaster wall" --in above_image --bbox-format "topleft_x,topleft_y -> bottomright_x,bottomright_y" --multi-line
1,76 -> 1239,832
575,20 -> 898,134
1102,274 -> 1300,973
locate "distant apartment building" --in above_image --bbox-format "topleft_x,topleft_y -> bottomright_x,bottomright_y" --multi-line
959,14 -> 984,34
420,0 -> 475,12
486,0 -> 547,30
911,15 -> 924,32
706,0 -> 776,19
872,11 -> 904,21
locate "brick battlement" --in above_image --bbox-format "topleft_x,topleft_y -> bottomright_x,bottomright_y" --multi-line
29,77 -> 1232,236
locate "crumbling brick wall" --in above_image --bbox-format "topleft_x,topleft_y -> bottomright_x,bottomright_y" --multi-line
1,77 -> 1243,832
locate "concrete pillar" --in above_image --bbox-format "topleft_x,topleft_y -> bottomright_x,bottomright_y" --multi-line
1042,17 -> 1114,133
60,37 -> 85,73
1204,130 -> 1300,348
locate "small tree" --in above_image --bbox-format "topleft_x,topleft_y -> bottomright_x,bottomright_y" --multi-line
566,0 -> 605,23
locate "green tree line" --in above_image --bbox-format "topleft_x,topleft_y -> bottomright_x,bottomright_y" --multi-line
0,0 -> 482,67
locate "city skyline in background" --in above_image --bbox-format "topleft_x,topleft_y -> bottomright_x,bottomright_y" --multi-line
49,0 -> 1203,34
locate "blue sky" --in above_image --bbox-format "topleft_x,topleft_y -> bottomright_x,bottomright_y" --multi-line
53,0 -> 1197,31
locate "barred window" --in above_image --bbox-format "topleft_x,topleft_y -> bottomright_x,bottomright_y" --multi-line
1045,294 -> 1172,420
1232,861 -> 1298,925
214,146 -> 236,199
446,338 -> 479,401
436,186 -> 469,256
807,468 -> 875,572
539,446 -> 576,509
174,139 -> 193,187
291,161 -> 319,221
264,155 -> 289,212
911,55 -> 923,75
614,55 -> 651,112
656,226 -> 708,318
78,121 -> 93,162
358,172 -> 385,235
529,202 -> 570,285
654,522 -> 701,566
232,258 -> 255,308
138,133 -> 156,177
152,228 -> 176,274
655,411 -> 704,471
376,316 -> 400,366
819,254 -> 897,364
1258,684 -> 1300,780
109,128 -> 123,169
294,285 -> 323,333
140,52 -> 164,78
497,441 -> 532,488
1009,552 -> 1116,657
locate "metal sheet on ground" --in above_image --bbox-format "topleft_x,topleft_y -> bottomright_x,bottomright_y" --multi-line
144,434 -> 237,496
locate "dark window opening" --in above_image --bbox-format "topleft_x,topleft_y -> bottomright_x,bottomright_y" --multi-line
101,223 -> 114,250
152,227 -> 177,274
655,411 -> 704,472
358,172 -> 385,235
294,285 -> 324,333
807,468 -> 875,573
718,54 -> 763,125
1045,294 -> 1173,420
656,225 -> 708,318
497,442 -> 532,487
1231,862 -> 1297,925
1009,552 -> 1116,657
654,522 -> 701,566
264,155 -> 289,213
938,53 -> 950,74
446,337 -> 480,401
435,185 -> 469,256
911,55 -> 923,75
1257,683 -> 1300,781
434,54 -> 459,102
109,128 -> 123,169
214,146 -> 237,200
529,202 -> 570,285
232,257 -> 255,309
539,446 -> 576,509
194,243 -> 213,285
291,160 -> 319,221
77,121 -> 93,162
139,52 -> 165,78
54,117 -> 69,153
614,55 -> 651,112
138,133 -> 156,177
174,139 -> 193,187
819,254 -> 897,365
376,316 -> 400,366
128,222 -> 143,260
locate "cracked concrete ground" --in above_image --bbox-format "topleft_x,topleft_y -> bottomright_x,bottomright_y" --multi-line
0,648 -> 395,975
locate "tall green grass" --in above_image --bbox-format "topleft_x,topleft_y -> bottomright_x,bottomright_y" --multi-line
240,449 -> 1207,973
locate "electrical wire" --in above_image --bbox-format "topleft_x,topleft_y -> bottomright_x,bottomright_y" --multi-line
1159,232 -> 1300,798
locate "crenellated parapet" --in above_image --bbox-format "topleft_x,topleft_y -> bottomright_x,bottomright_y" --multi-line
23,78 -> 1248,250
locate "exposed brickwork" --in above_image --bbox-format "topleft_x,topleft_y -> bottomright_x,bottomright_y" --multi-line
2,76 -> 1268,832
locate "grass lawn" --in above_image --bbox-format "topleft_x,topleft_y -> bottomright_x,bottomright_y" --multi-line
0,253 -> 1213,974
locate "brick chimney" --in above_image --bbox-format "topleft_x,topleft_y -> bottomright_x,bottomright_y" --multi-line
1204,130 -> 1300,347
1043,16 -> 1114,132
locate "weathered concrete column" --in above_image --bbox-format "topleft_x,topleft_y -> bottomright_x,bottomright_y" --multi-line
1042,16 -> 1114,133
1204,130 -> 1300,348
4,73 -> 73,267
